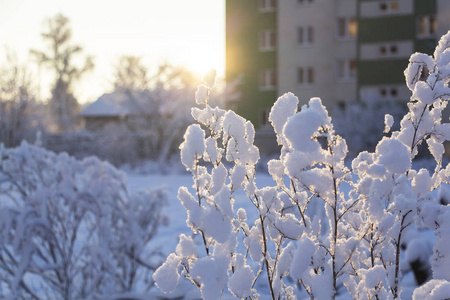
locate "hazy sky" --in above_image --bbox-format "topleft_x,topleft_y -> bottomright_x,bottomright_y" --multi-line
0,0 -> 225,103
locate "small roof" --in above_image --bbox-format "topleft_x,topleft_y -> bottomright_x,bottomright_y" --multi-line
80,92 -> 142,117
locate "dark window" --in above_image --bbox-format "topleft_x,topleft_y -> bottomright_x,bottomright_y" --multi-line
337,60 -> 346,79
298,27 -> 313,45
390,45 -> 398,54
298,27 -> 304,44
338,18 -> 346,37
307,67 -> 314,84
430,16 -> 437,35
260,108 -> 270,126
259,30 -> 276,50
298,67 -> 304,84
307,26 -> 314,44
270,31 -> 276,47
349,60 -> 357,78
260,69 -> 276,88
337,101 -> 346,110
271,69 -> 276,86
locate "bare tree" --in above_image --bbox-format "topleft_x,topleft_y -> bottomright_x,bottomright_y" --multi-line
153,62 -> 199,89
31,14 -> 94,132
113,55 -> 149,92
0,52 -> 41,147
112,56 -> 199,92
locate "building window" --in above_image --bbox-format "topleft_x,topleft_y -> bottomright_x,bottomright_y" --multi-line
390,2 -> 398,11
418,15 -> 437,38
260,108 -> 271,127
337,17 -> 357,40
307,68 -> 314,84
336,59 -> 357,81
298,26 -> 314,46
297,68 -> 304,84
349,60 -> 357,78
298,67 -> 314,85
259,30 -> 276,51
378,43 -> 400,57
308,26 -> 314,44
390,45 -> 398,54
391,88 -> 398,97
298,28 -> 303,45
379,87 -> 399,99
380,1 -> 399,13
259,69 -> 276,90
337,101 -> 346,110
259,0 -> 276,12
337,60 -> 346,79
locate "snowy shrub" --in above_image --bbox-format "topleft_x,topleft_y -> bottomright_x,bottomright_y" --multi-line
154,32 -> 450,299
0,142 -> 168,299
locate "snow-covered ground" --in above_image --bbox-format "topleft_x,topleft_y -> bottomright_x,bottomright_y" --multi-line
126,172 -> 193,256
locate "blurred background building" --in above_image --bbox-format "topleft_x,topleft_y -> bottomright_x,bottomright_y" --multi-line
226,0 -> 450,133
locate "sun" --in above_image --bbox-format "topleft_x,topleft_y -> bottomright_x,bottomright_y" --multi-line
181,40 -> 225,80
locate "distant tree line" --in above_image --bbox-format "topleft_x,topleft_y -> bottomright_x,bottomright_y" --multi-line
0,13 -> 211,166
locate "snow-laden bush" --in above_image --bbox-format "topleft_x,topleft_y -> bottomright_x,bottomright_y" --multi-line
154,33 -> 450,299
0,142 -> 168,299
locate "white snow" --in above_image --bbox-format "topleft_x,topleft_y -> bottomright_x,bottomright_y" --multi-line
384,114 -> 394,133
80,92 -> 133,117
179,124 -> 206,171
413,279 -> 450,300
269,92 -> 299,144
195,84 -> 209,105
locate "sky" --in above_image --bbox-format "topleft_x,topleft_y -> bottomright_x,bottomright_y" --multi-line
0,0 -> 225,104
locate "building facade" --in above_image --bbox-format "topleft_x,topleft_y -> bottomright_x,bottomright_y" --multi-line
226,0 -> 450,130
226,0 -> 277,128
357,0 -> 448,102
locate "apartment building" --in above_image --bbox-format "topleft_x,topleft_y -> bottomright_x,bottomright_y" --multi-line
358,0 -> 450,102
277,0 -> 357,114
226,0 -> 277,128
226,0 -> 450,130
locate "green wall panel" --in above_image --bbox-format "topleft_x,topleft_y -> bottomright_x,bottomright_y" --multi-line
415,38 -> 437,55
226,0 -> 277,127
415,0 -> 436,15
358,60 -> 409,85
358,16 -> 415,43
